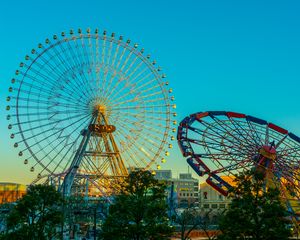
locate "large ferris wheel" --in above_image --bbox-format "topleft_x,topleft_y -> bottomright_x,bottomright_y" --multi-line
6,28 -> 176,196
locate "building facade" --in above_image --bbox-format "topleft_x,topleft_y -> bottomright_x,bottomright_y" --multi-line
0,182 -> 27,204
154,170 -> 199,208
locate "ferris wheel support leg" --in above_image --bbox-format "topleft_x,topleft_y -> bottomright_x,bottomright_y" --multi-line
61,130 -> 92,197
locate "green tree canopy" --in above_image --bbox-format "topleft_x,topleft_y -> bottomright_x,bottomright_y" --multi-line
100,170 -> 174,240
218,170 -> 291,240
1,184 -> 63,240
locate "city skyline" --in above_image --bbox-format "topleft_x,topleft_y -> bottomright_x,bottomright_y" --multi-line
1,0 -> 300,184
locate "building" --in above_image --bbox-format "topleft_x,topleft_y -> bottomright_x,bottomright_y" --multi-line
199,176 -> 235,211
154,170 -> 199,208
0,182 -> 27,204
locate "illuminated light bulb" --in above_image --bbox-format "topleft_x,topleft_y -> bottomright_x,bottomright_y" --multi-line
24,159 -> 28,164
165,81 -> 169,85
45,38 -> 50,44
6,106 -> 10,111
10,134 -> 14,139
161,158 -> 166,163
6,115 -> 11,120
11,78 -> 16,83
15,70 -> 19,75
37,173 -> 42,178
173,113 -> 177,117
61,32 -> 65,37
168,144 -> 173,148
172,104 -> 176,109
19,62 -> 24,67
171,96 -> 175,101
172,128 -> 176,133
31,49 -> 36,54
8,124 -> 12,129
169,88 -> 173,93
140,48 -> 144,53
157,165 -> 161,170
18,151 -> 23,156
171,136 -> 175,141
134,43 -> 138,48
162,74 -> 166,78
38,43 -> 42,48
30,167 -> 34,172
165,151 -> 170,156
6,96 -> 11,101
173,120 -> 177,125
8,87 -> 13,92
14,143 -> 18,148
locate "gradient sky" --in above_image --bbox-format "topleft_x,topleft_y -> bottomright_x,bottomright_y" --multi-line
1,0 -> 300,184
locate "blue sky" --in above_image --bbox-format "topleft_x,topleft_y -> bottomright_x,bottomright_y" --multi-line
1,0 -> 300,184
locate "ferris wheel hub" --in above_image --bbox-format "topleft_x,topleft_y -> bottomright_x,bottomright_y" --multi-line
258,145 -> 277,161
95,104 -> 106,114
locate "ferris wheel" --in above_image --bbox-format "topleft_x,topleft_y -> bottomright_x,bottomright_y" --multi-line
6,28 -> 176,195
178,111 -> 300,218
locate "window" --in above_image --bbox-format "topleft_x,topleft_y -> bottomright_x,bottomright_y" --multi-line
219,195 -> 223,200
203,191 -> 208,199
183,193 -> 185,197
211,204 -> 218,209
203,204 -> 209,208
187,193 -> 189,197
219,204 -> 226,208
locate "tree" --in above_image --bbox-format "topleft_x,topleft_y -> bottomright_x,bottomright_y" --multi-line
1,184 -> 63,240
100,170 -> 174,240
218,170 -> 291,240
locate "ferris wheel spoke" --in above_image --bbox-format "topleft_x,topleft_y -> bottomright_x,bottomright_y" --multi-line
14,112 -> 90,140
212,158 -> 253,174
34,137 -> 77,175
49,117 -> 93,175
111,104 -> 169,111
15,113 -> 90,145
57,38 -> 97,100
17,74 -> 87,106
112,110 -> 169,123
205,117 -> 258,151
104,62 -> 147,99
220,118 -> 260,147
105,56 -> 150,101
111,90 -> 164,108
189,122 -> 254,154
245,120 -> 264,146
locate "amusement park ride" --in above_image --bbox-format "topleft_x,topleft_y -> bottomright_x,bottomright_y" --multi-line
5,27 -> 300,233
6,28 -> 176,198
177,111 -> 300,228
